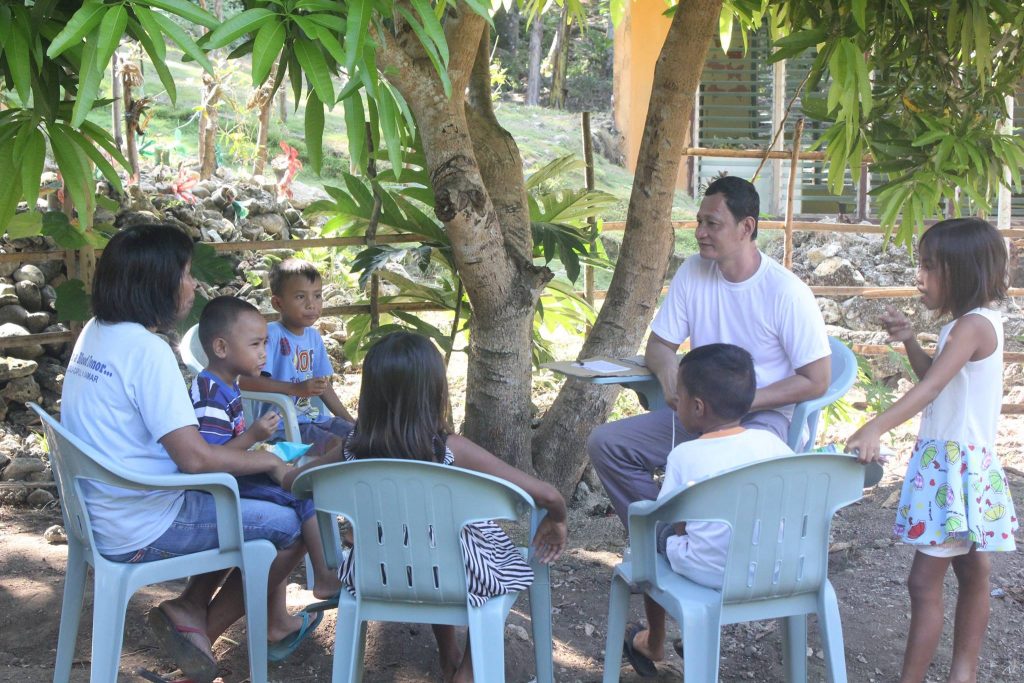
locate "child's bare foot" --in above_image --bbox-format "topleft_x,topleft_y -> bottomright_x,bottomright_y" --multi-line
267,611 -> 304,643
452,653 -> 474,683
631,627 -> 665,661
312,572 -> 343,599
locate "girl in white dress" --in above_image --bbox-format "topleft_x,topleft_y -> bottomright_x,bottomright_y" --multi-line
847,217 -> 1017,683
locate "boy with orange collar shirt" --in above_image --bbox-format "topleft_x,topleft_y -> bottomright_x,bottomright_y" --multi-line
239,259 -> 355,457
622,343 -> 793,677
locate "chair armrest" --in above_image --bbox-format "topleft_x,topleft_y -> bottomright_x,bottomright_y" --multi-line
625,499 -> 663,585
240,391 -> 302,443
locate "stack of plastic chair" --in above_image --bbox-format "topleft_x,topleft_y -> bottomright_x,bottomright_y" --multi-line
291,459 -> 554,683
603,453 -> 865,683
28,402 -> 277,683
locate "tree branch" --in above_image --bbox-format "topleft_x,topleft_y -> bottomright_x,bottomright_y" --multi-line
445,1 -> 487,98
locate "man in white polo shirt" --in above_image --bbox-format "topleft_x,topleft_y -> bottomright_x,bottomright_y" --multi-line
588,176 -> 831,527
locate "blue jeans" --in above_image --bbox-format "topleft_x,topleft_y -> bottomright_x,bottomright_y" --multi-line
102,489 -> 302,563
236,473 -> 315,522
299,417 -> 353,457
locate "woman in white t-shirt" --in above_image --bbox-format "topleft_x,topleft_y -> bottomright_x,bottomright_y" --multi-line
61,224 -> 312,682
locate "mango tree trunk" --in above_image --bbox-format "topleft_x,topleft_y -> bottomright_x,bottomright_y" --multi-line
532,0 -> 724,497
375,3 -> 549,471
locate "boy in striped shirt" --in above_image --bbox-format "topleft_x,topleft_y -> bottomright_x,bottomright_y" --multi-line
190,296 -> 342,599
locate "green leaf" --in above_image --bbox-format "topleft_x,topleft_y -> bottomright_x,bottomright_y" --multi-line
305,90 -> 325,175
344,0 -> 370,72
718,8 -> 733,53
58,126 -> 124,193
912,130 -> 947,147
18,129 -> 46,207
46,0 -> 105,58
48,124 -> 95,229
131,17 -> 176,102
6,19 -> 33,104
343,92 -> 366,171
6,212 -> 42,239
206,7 -> 275,49
525,154 -> 585,190
55,279 -> 92,322
0,141 -> 21,229
71,28 -> 104,127
81,120 -> 131,171
410,0 -> 449,65
151,10 -> 214,74
376,87 -> 403,177
191,242 -> 235,284
42,211 -> 89,249
851,0 -> 867,30
293,37 -> 335,104
96,4 -> 128,72
313,23 -> 346,66
142,0 -> 218,29
131,6 -> 165,61
251,20 -> 286,85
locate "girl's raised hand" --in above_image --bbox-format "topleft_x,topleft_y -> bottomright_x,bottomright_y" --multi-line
531,516 -> 568,565
880,306 -> 914,344
845,422 -> 884,464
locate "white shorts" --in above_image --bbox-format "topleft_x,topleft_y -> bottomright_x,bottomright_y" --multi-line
916,541 -> 974,558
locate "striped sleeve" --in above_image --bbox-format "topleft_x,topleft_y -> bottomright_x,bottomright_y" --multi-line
190,374 -> 239,446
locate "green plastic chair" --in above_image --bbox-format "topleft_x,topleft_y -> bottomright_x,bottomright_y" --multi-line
787,337 -> 858,452
29,403 -> 278,683
602,453 -> 865,683
291,459 -> 554,683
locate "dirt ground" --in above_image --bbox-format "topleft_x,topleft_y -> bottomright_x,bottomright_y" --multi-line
2,401 -> 1023,683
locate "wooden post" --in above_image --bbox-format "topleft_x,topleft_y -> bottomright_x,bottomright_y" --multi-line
111,52 -> 123,152
784,118 -> 804,270
770,60 -> 785,215
998,94 -> 1014,230
582,112 -> 596,318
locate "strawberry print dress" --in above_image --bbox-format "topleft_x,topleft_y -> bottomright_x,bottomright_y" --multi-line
894,307 -> 1017,550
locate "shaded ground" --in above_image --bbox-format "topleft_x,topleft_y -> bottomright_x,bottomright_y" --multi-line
2,411 -> 1023,683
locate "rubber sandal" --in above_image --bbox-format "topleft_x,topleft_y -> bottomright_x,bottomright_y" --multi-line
622,622 -> 658,678
146,607 -> 218,683
302,592 -> 340,614
268,609 -> 324,662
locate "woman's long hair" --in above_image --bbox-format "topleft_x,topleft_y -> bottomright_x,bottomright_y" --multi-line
346,332 -> 452,462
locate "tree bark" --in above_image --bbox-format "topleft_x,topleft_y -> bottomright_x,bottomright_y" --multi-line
546,5 -> 570,109
198,73 -> 220,179
532,0 -> 723,496
375,3 -> 549,470
252,63 -> 279,177
123,79 -> 140,181
526,15 -> 543,106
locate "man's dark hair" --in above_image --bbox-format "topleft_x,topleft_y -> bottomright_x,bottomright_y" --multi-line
919,217 -> 1007,318
677,343 -> 756,420
269,258 -> 322,295
198,296 -> 261,357
704,176 -> 760,239
92,223 -> 194,330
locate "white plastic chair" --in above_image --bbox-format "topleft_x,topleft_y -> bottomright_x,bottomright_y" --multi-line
28,402 -> 277,683
602,453 -> 865,683
291,459 -> 554,683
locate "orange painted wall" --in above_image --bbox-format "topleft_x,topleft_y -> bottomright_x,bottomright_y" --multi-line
612,1 -> 691,190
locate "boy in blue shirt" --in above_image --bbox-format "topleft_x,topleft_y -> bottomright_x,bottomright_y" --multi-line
192,296 -> 342,600
239,258 -> 355,458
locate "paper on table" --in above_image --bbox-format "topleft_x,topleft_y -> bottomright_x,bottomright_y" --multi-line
577,359 -> 633,374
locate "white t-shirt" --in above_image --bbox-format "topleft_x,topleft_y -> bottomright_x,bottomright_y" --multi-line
61,320 -> 198,555
659,427 -> 793,588
650,254 -> 829,416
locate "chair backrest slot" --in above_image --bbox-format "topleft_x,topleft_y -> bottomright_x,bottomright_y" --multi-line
403,524 -> 409,546
377,521 -> 384,544
777,517 -> 785,544
380,563 -> 388,585
406,565 -> 414,587
801,514 -> 809,538
428,524 -> 436,547
433,565 -> 441,589
750,518 -> 760,545
747,561 -> 757,588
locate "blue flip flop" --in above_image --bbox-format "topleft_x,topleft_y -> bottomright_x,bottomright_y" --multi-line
267,609 -> 324,662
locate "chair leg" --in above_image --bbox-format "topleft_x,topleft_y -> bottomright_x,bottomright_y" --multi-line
241,546 -> 275,683
333,599 -> 365,683
680,603 -> 721,683
89,572 -> 130,683
782,615 -> 808,682
818,582 -> 848,683
602,574 -> 631,683
53,543 -> 88,683
529,563 -> 554,683
467,601 -> 507,683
